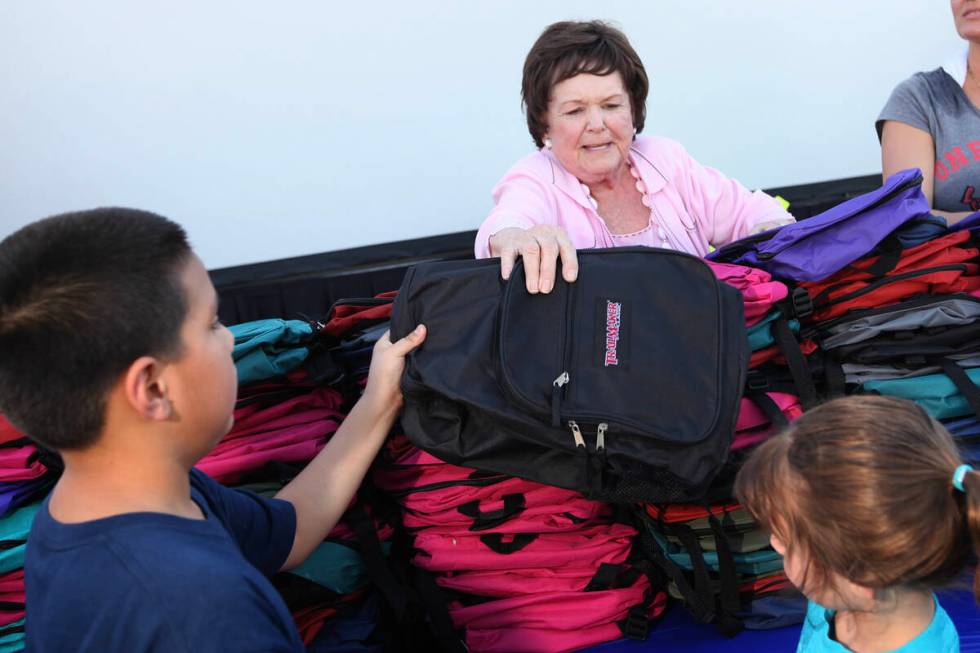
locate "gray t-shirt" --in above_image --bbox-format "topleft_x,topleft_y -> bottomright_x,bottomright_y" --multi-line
877,67 -> 980,213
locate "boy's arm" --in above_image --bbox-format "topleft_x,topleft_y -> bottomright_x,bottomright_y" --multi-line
273,324 -> 426,570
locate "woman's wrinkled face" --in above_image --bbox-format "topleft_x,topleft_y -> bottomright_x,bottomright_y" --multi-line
542,71 -> 635,185
952,0 -> 980,41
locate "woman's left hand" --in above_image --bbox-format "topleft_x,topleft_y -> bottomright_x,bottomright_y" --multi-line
748,216 -> 796,236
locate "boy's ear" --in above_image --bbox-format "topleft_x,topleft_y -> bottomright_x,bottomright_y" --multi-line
123,356 -> 172,421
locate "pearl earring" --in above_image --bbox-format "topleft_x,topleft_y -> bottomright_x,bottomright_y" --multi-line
544,138 -> 553,150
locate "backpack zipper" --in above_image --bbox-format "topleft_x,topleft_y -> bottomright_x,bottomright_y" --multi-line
566,419 -> 608,452
550,281 -> 577,427
498,274 -> 577,424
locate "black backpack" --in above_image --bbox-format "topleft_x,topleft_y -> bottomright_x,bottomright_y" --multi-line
389,248 -> 748,504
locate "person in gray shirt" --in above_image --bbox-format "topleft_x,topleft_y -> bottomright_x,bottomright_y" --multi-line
878,0 -> 980,224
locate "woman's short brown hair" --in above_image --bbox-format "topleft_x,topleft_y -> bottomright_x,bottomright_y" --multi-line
521,21 -> 649,148
735,395 -> 980,601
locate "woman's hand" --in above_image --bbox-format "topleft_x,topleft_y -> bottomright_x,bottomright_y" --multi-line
748,216 -> 796,236
488,225 -> 578,294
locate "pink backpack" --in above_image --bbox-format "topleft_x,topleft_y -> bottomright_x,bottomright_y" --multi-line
373,442 -> 506,494
374,438 -> 664,650
0,445 -> 47,482
412,522 -> 637,573
706,261 -> 789,326
438,564 -> 626,597
231,387 -> 343,436
732,392 -> 802,451
197,386 -> 345,483
400,478 -> 611,534
452,584 -> 667,653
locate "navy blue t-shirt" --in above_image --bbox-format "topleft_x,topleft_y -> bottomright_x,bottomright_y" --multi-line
24,469 -> 303,652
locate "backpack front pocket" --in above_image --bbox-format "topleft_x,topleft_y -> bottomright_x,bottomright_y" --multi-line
498,249 -> 730,446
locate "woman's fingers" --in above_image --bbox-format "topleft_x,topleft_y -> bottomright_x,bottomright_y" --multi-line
556,230 -> 579,283
520,238 -> 542,293
491,226 -> 577,292
499,244 -> 518,280
536,235 -> 559,293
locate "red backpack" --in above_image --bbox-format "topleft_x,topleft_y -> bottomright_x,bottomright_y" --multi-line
797,230 -> 980,322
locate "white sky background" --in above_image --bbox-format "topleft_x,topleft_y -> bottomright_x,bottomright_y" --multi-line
0,1 -> 953,268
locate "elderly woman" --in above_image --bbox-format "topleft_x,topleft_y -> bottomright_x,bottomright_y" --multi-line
475,21 -> 795,293
878,0 -> 980,225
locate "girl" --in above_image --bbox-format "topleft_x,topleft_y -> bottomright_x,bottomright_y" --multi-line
735,395 -> 977,652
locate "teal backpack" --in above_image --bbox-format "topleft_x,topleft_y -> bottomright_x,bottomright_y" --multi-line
863,364 -> 980,420
230,319 -> 315,384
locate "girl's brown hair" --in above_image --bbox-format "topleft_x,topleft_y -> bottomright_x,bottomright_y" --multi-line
521,21 -> 649,148
734,395 -> 980,600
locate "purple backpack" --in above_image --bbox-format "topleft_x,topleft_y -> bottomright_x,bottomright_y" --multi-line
708,168 -> 929,282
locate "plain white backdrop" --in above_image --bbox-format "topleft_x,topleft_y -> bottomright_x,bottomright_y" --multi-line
0,2 -> 954,268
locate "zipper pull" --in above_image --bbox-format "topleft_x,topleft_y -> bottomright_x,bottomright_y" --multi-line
552,371 -> 570,428
568,420 -> 586,448
596,423 -> 608,451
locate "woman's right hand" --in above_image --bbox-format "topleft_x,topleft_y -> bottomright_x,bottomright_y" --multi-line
488,225 -> 578,294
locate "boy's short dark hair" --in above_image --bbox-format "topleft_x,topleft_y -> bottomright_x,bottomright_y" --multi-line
0,208 -> 192,450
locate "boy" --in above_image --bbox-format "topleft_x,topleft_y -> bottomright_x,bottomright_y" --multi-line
0,208 -> 426,652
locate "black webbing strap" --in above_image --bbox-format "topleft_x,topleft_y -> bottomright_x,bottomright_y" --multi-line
585,563 -> 626,592
616,595 -> 651,641
707,512 -> 745,637
457,493 -> 525,532
773,317 -> 819,410
673,523 -> 743,637
346,502 -> 409,622
610,551 -> 654,640
410,566 -> 468,653
864,234 -> 904,278
823,356 -> 847,399
479,532 -> 537,554
941,358 -> 980,419
636,522 -> 714,622
672,525 -> 717,624
746,392 -> 788,430
584,562 -> 643,592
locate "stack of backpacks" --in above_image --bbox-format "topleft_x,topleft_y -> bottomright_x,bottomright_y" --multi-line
631,260 -> 804,636
215,317 -> 393,651
0,416 -> 63,652
372,432 -> 664,653
318,297 -> 667,653
12,166 -> 980,652
709,167 -> 980,465
633,168 -> 980,635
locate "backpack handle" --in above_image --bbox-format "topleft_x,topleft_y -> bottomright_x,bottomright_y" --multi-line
458,493 -> 525,531
479,532 -> 537,554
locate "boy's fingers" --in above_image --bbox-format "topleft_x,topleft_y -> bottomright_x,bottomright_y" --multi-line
387,325 -> 426,356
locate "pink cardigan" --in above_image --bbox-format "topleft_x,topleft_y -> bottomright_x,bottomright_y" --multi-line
475,135 -> 792,258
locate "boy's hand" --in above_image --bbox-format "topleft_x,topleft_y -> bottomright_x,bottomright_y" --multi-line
362,325 -> 426,410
